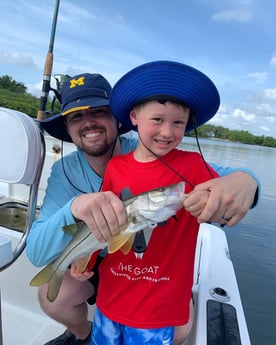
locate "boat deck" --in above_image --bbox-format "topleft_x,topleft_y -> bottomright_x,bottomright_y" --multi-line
0,223 -> 251,345
0,226 -> 66,344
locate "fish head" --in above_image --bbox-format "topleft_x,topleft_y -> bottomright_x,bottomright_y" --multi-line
127,182 -> 186,225
147,182 -> 186,206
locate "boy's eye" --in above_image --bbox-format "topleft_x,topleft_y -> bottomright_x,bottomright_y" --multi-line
174,120 -> 186,126
152,117 -> 162,122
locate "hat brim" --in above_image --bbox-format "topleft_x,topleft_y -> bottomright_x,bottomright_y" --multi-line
40,96 -> 110,142
62,97 -> 109,116
109,60 -> 220,133
40,97 -> 129,142
40,113 -> 72,142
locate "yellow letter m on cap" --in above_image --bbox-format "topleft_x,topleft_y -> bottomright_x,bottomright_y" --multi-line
70,76 -> 85,88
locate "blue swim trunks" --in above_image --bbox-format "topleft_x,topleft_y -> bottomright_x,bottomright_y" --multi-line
91,307 -> 174,345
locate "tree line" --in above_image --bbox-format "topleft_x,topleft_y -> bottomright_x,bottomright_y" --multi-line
1,75 -> 276,148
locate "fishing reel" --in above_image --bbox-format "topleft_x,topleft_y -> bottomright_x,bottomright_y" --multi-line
48,74 -> 71,114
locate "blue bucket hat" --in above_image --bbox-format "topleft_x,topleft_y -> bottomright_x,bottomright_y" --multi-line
109,60 -> 220,133
40,73 -> 112,142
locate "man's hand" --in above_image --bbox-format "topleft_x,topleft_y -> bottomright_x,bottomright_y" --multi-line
71,191 -> 128,242
184,172 -> 258,226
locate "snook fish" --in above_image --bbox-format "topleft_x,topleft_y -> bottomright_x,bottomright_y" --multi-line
30,182 -> 186,302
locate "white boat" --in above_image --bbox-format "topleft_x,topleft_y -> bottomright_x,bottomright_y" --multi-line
0,107 -> 251,344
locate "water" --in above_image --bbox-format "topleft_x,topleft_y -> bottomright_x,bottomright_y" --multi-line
180,137 -> 276,345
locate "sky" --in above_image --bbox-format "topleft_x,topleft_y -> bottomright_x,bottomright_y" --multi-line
0,0 -> 276,138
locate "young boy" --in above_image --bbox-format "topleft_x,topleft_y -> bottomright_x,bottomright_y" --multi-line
71,60 -> 220,344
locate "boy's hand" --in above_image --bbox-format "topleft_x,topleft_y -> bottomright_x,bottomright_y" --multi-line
183,190 -> 210,218
70,259 -> 94,281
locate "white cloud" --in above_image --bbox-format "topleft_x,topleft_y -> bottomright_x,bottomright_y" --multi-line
26,81 -> 42,97
263,88 -> 276,102
0,51 -> 37,68
266,116 -> 276,123
270,53 -> 276,67
212,9 -> 253,23
232,108 -> 256,121
259,126 -> 270,133
255,103 -> 276,116
247,72 -> 267,83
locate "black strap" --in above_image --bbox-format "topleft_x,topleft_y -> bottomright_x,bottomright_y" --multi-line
132,230 -> 147,253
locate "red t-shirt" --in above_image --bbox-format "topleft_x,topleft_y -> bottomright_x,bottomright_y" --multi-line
96,149 -> 218,328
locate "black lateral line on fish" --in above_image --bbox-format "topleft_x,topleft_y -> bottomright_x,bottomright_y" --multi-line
57,229 -> 92,266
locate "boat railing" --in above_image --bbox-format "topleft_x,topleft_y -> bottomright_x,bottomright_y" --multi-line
0,107 -> 45,271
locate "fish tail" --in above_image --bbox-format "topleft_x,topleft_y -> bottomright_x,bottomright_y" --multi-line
29,264 -> 55,287
47,272 -> 64,302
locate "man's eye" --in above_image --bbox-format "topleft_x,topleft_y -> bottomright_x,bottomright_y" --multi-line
94,110 -> 111,117
68,113 -> 82,121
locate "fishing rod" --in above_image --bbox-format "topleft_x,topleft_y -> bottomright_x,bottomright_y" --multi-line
37,0 -> 60,121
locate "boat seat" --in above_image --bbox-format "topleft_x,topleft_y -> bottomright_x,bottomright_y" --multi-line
0,107 -> 45,270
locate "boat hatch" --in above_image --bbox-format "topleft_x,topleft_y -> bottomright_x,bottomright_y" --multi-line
0,202 -> 40,232
207,299 -> 242,345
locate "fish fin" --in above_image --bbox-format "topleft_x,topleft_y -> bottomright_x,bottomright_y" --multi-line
62,222 -> 82,236
75,255 -> 92,274
86,249 -> 102,271
29,264 -> 55,287
108,233 -> 135,254
120,187 -> 133,201
47,272 -> 64,302
30,264 -> 65,302
120,236 -> 135,255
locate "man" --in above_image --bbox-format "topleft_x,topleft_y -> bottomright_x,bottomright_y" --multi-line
26,73 -> 259,345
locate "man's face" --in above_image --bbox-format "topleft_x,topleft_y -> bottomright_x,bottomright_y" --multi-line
65,107 -> 118,156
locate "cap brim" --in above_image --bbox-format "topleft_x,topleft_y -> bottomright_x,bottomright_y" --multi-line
109,60 -> 220,132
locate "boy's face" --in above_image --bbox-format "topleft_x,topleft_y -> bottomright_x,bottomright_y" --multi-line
130,100 -> 190,160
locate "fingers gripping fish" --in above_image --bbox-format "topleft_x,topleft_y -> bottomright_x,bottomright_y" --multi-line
30,182 -> 186,302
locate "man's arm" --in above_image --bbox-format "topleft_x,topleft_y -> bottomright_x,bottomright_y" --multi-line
26,158 -> 127,267
26,162 -> 77,266
209,163 -> 260,207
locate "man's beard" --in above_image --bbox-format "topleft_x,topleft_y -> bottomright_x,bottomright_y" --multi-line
81,138 -> 114,157
76,124 -> 118,157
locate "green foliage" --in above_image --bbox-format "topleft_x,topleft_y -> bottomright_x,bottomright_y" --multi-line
0,75 -> 27,93
0,88 -> 40,116
187,124 -> 276,148
0,76 -> 60,117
